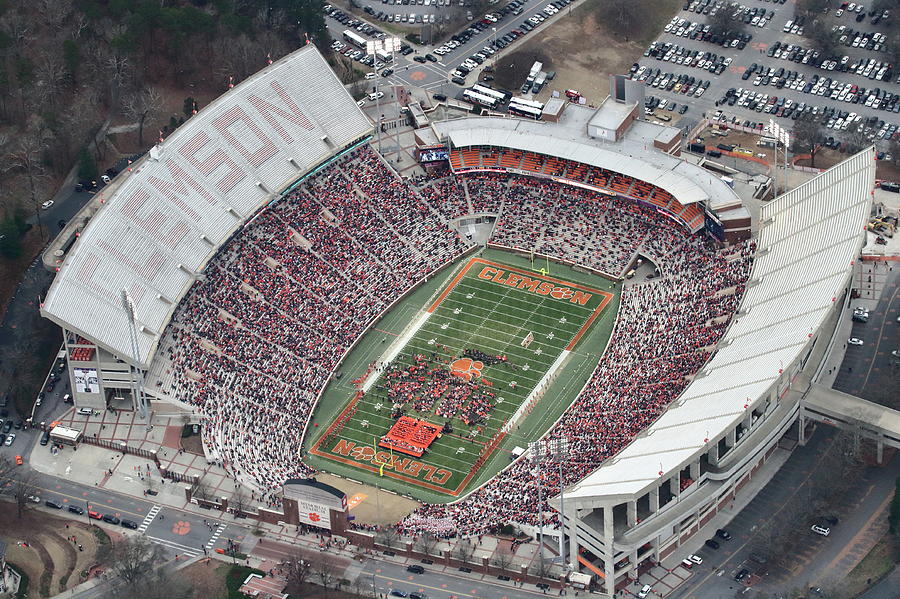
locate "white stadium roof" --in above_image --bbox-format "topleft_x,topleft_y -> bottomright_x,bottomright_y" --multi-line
563,147 -> 875,501
41,45 -> 373,368
431,112 -> 740,209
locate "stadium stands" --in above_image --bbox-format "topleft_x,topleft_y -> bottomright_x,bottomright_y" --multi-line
147,144 -> 753,523
448,148 -> 708,232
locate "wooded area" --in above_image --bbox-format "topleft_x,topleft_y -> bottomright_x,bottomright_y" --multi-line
0,0 -> 330,258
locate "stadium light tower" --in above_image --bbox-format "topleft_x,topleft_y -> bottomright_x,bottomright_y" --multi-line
121,289 -> 148,420
768,119 -> 791,197
529,437 -> 571,570
367,37 -> 401,155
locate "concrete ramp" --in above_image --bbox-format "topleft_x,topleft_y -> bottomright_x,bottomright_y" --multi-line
802,383 -> 900,452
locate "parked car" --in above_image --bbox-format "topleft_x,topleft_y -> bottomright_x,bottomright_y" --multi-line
389,591 -> 408,598
715,528 -> 732,541
811,525 -> 830,536
102,514 -> 121,525
848,337 -> 864,346
45,499 -> 63,509
638,585 -> 652,599
688,554 -> 703,564
68,505 -> 85,515
88,510 -> 102,520
705,539 -> 720,550
27,495 -> 41,504
406,564 -> 425,574
5,433 -> 15,446
121,519 -> 139,530
734,568 -> 750,582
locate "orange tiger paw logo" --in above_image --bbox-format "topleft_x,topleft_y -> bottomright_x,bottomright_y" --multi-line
172,521 -> 191,535
450,358 -> 484,381
550,287 -> 574,300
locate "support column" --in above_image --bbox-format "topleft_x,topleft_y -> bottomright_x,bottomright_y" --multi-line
568,511 -> 580,570
603,506 -> 616,597
877,439 -> 884,465
707,443 -> 720,466
671,474 -> 681,498
798,410 -> 807,446
689,461 -> 700,481
626,500 -> 637,528
726,428 -> 736,448
649,487 -> 659,514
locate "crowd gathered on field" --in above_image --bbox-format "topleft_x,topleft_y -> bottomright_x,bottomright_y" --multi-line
148,144 -> 754,531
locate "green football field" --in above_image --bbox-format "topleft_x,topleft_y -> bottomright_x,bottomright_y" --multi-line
304,250 -> 620,502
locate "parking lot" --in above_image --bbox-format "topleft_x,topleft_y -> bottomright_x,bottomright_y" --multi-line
628,0 -> 900,149
325,0 -> 579,91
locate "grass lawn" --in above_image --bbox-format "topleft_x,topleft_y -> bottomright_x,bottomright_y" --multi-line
842,534 -> 898,595
304,249 -> 619,503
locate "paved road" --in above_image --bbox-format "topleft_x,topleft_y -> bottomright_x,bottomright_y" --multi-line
834,266 -> 899,402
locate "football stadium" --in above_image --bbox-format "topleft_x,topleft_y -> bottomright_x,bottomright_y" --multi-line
39,44 -> 875,595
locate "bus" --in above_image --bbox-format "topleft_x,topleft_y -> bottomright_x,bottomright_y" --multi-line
343,29 -> 367,48
471,84 -> 510,104
508,102 -> 542,120
509,96 -> 544,110
463,89 -> 499,109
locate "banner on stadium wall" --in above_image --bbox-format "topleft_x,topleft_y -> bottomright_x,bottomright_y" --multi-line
282,478 -> 347,530
297,499 -> 332,529
73,368 -> 100,394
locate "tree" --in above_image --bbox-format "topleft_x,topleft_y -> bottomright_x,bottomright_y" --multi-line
283,551 -> 312,588
604,0 -> 644,40
805,18 -> 838,58
796,0 -> 830,14
123,86 -> 162,148
375,527 -> 400,549
491,543 -> 515,572
77,147 -> 98,182
890,477 -> 900,536
414,532 -> 440,557
451,539 -> 476,564
792,114 -> 823,168
310,554 -> 337,589
6,464 -> 39,519
529,554 -> 552,580
191,478 -> 213,502
844,123 -> 870,154
230,486 -> 250,515
708,9 -> 745,40
129,570 -> 193,599
106,536 -> 165,588
7,134 -> 49,238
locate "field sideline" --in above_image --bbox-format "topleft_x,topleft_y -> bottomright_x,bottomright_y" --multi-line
303,249 -> 621,503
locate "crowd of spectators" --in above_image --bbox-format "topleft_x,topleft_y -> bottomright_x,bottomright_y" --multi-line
146,146 -> 754,534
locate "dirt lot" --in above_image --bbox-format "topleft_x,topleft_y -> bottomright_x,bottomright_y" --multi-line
488,0 -> 680,106
0,507 -> 114,597
314,472 -> 420,526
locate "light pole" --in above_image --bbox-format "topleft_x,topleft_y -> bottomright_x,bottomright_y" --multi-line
121,289 -> 148,420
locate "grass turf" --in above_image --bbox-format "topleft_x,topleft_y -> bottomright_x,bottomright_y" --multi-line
303,248 -> 620,503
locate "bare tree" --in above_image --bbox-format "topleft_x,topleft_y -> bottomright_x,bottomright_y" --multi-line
792,115 -> 823,168
123,87 -> 163,148
414,532 -> 440,557
191,478 -> 214,502
451,538 -> 476,564
491,543 -> 516,572
311,554 -> 338,589
106,535 -> 165,588
8,468 -> 39,519
7,134 -> 50,238
375,527 -> 401,549
284,551 -> 312,588
529,554 -> 552,580
230,485 -> 251,515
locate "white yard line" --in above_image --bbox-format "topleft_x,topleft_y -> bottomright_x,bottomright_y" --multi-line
503,350 -> 570,433
361,310 -> 433,393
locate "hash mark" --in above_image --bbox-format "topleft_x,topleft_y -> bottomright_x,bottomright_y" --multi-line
535,348 -> 542,355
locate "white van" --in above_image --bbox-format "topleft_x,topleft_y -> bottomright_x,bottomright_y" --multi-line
77,407 -> 94,416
